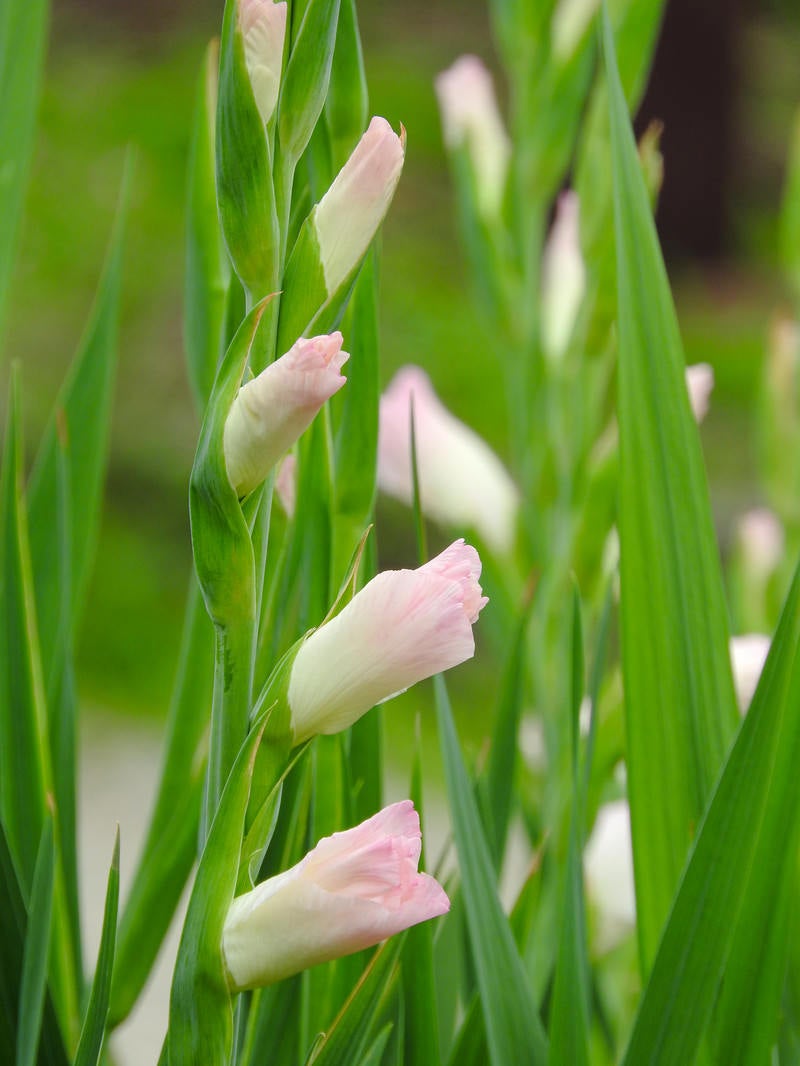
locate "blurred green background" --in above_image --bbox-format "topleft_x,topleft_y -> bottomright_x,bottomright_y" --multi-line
5,0 -> 800,732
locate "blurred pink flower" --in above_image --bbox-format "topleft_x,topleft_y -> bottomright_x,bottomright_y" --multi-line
224,333 -> 348,497
287,539 -> 487,742
541,190 -> 585,363
315,117 -> 405,295
378,367 -> 519,555
239,0 -> 287,126
223,800 -> 449,989
736,507 -> 784,580
435,55 -> 510,218
685,363 -> 714,422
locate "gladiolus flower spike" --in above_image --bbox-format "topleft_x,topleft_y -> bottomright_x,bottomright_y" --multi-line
222,801 -> 450,989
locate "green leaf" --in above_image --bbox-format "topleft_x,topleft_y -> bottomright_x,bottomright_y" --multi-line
168,720 -> 266,1066
278,0 -> 341,168
308,938 -> 402,1066
434,675 -> 548,1066
109,774 -> 203,1028
185,40 -> 230,412
546,590 -> 590,1066
324,0 -> 368,168
482,590 -> 535,869
622,558 -> 800,1065
332,250 -> 379,585
603,3 -> 739,971
16,814 -> 54,1066
358,1023 -> 393,1066
27,160 -> 130,683
73,830 -> 119,1066
0,819 -> 67,1066
110,578 -> 212,1026
401,727 -> 440,1066
0,0 -> 48,344
190,297 -> 273,826
0,367 -> 48,895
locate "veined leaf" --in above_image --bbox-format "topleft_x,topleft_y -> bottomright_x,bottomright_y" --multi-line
0,367 -> 48,895
547,589 -> 590,1066
308,938 -> 402,1066
603,4 -> 739,971
622,558 -> 800,1065
278,0 -> 341,168
401,727 -> 440,1066
168,721 -> 266,1066
483,589 -> 535,870
16,815 -> 54,1066
332,250 -> 379,586
73,830 -> 119,1066
434,675 -> 548,1066
0,0 -> 49,344
0,819 -> 67,1066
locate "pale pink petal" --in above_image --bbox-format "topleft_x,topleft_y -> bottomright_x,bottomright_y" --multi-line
239,0 -> 287,126
435,55 -> 510,217
223,801 -> 448,990
286,544 -> 486,742
378,366 -> 519,555
315,117 -> 405,295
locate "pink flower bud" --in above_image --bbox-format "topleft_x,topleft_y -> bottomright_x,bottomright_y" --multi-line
378,367 -> 519,555
730,633 -> 770,713
685,363 -> 714,423
287,540 -> 487,742
222,801 -> 449,989
541,191 -> 585,363
435,55 -> 510,218
314,117 -> 405,296
239,0 -> 287,126
224,333 -> 348,497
